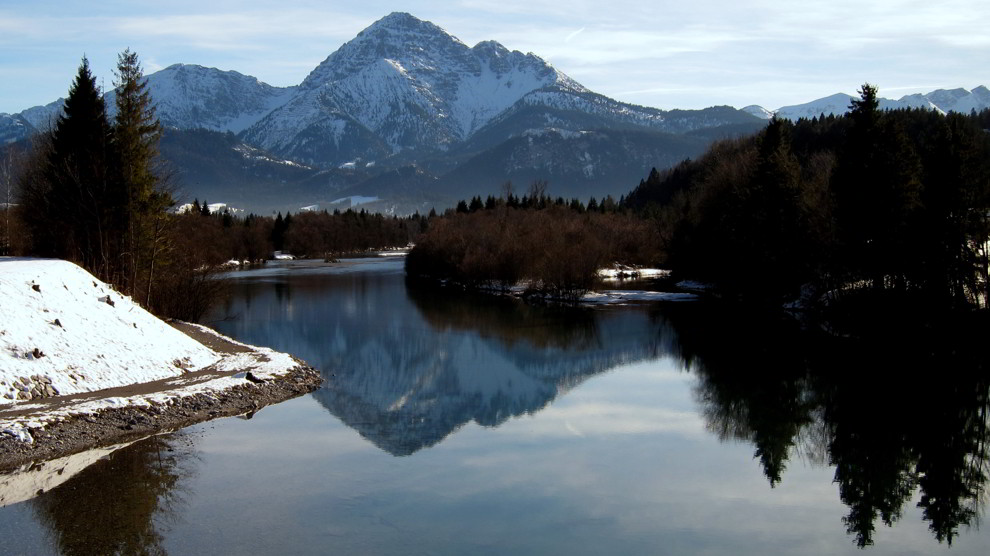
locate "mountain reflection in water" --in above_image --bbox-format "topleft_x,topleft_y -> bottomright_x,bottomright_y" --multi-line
212,261 -> 679,456
207,259 -> 989,547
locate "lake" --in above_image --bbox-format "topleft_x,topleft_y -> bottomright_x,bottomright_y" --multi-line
1,256 -> 988,555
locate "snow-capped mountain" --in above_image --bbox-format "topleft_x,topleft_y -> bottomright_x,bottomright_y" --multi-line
741,105 -> 774,119
4,65 -> 297,137
0,113 -> 34,145
240,12 -> 592,166
18,99 -> 64,131
301,13 -> 584,138
5,13 -> 756,166
108,64 -> 297,134
748,86 -> 990,121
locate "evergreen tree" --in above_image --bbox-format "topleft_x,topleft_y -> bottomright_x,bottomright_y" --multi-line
468,196 -> 484,212
601,195 -> 617,213
743,116 -> 806,295
21,57 -> 117,281
271,212 -> 285,250
833,84 -> 922,293
113,48 -> 170,302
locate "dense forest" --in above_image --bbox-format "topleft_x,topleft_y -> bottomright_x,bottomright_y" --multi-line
626,85 -> 990,310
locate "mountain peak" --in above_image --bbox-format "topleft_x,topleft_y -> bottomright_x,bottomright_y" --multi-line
356,11 -> 456,43
301,12 -> 467,90
372,12 -> 425,29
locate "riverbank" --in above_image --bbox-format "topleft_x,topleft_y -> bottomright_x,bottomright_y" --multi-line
406,264 -> 697,306
0,258 -> 322,472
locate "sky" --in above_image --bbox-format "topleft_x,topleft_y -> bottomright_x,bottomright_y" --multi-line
1,0 -> 987,115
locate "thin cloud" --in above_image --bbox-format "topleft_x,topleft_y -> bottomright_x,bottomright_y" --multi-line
564,27 -> 585,43
0,1 -> 987,114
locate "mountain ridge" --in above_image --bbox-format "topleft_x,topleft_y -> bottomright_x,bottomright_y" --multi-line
747,85 -> 990,121
3,12 -> 984,214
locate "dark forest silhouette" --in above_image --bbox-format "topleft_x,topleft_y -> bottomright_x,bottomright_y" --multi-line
626,85 -> 990,309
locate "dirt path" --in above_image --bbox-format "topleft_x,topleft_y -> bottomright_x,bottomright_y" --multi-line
0,322 -> 323,472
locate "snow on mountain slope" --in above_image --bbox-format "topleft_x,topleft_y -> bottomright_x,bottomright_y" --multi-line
17,99 -> 64,133
239,88 -> 392,167
513,88 -> 670,129
936,85 -> 990,113
742,105 -> 774,119
774,93 -> 856,120
244,12 -> 584,164
924,88 -> 970,111
765,86 -> 990,121
0,113 -> 34,144
455,41 -> 585,137
9,66 -> 296,139
104,64 -> 296,134
894,94 -> 943,112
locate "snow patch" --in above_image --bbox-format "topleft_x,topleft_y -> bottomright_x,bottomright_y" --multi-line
597,267 -> 671,281
330,196 -> 381,207
175,202 -> 241,215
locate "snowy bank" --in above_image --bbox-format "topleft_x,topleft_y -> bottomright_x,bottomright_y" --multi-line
464,281 -> 697,306
597,265 -> 671,281
1,258 -> 217,403
0,257 -> 320,464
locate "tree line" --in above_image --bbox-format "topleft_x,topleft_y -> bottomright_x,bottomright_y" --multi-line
406,86 -> 990,314
625,85 -> 990,310
406,190 -> 662,299
174,203 -> 424,265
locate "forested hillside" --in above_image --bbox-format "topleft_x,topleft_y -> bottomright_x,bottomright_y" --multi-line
626,85 -> 990,309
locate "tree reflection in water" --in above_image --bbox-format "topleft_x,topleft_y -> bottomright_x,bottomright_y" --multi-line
31,434 -> 197,556
211,262 -> 989,547
666,303 -> 990,547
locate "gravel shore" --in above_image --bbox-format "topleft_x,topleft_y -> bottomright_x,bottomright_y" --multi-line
0,323 -> 323,473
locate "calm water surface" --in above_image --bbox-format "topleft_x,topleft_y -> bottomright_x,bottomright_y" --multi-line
1,257 -> 987,555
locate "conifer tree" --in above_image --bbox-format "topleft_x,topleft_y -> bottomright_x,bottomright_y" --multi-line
113,48 -> 170,301
834,83 -> 922,292
468,196 -> 484,212
21,57 -> 117,280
